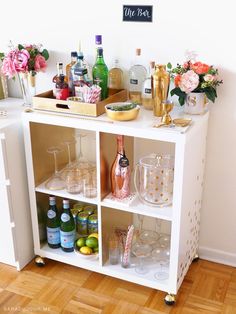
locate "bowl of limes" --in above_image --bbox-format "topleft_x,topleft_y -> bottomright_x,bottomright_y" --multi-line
74,233 -> 99,259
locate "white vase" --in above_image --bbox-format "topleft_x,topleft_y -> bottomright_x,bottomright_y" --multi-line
184,92 -> 208,115
19,71 -> 36,107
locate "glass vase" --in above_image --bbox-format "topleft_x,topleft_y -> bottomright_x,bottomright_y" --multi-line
19,71 -> 36,107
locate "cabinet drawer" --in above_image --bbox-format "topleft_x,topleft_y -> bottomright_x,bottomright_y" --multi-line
0,184 -> 17,266
0,133 -> 9,182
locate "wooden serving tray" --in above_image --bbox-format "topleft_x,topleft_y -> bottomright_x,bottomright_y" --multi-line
32,89 -> 128,117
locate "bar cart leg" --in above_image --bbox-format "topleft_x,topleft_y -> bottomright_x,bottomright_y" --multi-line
164,293 -> 176,305
34,256 -> 46,267
192,253 -> 199,262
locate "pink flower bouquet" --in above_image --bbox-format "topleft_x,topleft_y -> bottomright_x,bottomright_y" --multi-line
0,43 -> 49,79
168,60 -> 223,105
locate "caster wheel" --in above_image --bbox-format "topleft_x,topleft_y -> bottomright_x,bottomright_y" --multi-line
164,294 -> 175,306
192,253 -> 199,262
35,256 -> 45,267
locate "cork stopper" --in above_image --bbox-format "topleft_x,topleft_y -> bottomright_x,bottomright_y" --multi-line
150,61 -> 155,69
136,48 -> 141,56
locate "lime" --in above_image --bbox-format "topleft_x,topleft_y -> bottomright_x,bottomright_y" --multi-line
93,247 -> 99,253
80,246 -> 93,255
88,233 -> 99,240
76,237 -> 86,248
85,237 -> 98,249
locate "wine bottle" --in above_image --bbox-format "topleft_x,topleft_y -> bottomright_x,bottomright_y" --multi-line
110,135 -> 131,199
128,48 -> 147,105
142,61 -> 155,110
60,199 -> 76,252
108,59 -> 123,90
46,195 -> 60,249
92,47 -> 108,100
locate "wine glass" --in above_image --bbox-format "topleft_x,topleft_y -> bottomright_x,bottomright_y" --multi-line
60,139 -> 76,180
152,245 -> 170,280
139,229 -> 159,247
158,233 -> 171,248
45,146 -> 65,190
132,242 -> 152,274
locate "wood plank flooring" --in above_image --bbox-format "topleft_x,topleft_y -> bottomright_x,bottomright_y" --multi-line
0,258 -> 235,313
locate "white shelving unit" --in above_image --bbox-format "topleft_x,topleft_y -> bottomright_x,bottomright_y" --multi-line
0,98 -> 34,270
22,105 -> 208,297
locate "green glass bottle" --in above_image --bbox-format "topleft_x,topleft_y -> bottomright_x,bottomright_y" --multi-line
46,195 -> 60,249
92,47 -> 108,100
60,199 -> 76,252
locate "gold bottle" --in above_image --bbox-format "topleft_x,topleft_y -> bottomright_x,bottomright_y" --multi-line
152,65 -> 170,117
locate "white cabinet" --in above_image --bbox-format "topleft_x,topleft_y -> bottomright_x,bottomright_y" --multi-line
0,99 -> 34,270
22,106 -> 208,297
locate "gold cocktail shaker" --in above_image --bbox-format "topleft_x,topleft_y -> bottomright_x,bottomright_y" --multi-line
152,65 -> 170,117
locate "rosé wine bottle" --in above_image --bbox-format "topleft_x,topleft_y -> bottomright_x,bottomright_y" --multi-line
110,135 -> 131,199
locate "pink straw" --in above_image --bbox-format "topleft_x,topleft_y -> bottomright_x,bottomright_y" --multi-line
122,225 -> 134,267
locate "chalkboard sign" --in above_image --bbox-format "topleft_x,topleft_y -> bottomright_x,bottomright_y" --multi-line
123,5 -> 153,22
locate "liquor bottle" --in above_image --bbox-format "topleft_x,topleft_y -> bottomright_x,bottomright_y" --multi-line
55,74 -> 69,100
73,68 -> 90,101
110,135 -> 131,199
46,195 -> 60,249
92,47 -> 108,100
142,61 -> 155,110
152,64 -> 170,117
108,59 -> 123,90
53,62 -> 65,83
66,51 -> 78,95
128,48 -> 147,105
60,199 -> 76,252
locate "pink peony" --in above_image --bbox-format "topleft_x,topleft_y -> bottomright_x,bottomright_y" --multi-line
179,70 -> 199,93
34,54 -> 47,72
204,74 -> 216,82
1,51 -> 17,78
14,49 -> 30,73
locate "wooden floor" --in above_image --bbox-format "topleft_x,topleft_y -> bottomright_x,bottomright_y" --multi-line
0,258 -> 235,313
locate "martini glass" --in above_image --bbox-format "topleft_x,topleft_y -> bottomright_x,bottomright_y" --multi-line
45,146 -> 65,190
132,242 -> 152,274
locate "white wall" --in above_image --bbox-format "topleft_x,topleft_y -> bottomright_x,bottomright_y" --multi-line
1,0 -> 235,265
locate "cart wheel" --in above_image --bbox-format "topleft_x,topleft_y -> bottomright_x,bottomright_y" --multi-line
192,253 -> 199,262
35,256 -> 45,267
164,294 -> 175,306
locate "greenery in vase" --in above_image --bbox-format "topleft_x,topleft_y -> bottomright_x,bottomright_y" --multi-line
167,60 -> 223,106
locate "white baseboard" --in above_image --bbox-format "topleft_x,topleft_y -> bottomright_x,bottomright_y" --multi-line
199,246 -> 236,267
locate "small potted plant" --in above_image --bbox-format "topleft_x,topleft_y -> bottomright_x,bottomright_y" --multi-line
168,60 -> 223,114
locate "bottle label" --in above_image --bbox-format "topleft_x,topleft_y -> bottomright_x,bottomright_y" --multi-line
144,88 -> 152,94
61,213 -> 70,222
47,210 -> 56,219
119,155 -> 129,167
47,227 -> 60,245
60,230 -> 75,249
130,79 -> 138,85
55,88 -> 69,100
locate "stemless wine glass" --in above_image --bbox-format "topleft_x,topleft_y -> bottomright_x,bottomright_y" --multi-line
151,245 -> 170,280
132,242 -> 152,274
45,146 -> 65,190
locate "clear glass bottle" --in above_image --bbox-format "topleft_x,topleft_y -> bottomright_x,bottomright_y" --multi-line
142,61 -> 155,110
92,47 -> 108,100
108,59 -> 123,90
110,135 -> 131,199
66,52 -> 78,95
60,199 -> 76,252
55,74 -> 69,100
46,195 -> 60,249
53,62 -> 65,83
129,48 -> 147,105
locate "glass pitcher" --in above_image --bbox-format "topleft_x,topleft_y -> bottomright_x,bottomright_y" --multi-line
134,154 -> 174,207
